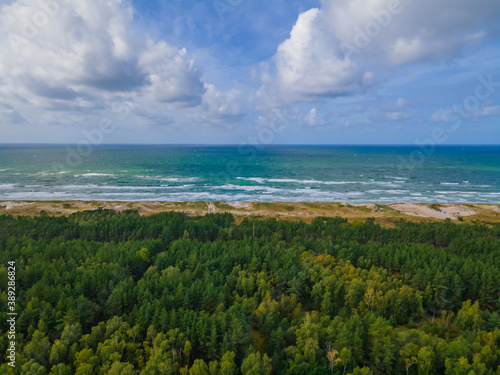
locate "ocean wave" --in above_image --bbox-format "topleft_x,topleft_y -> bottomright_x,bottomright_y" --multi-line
435,191 -> 485,195
267,178 -> 324,184
440,182 -> 460,185
0,184 -> 17,189
384,176 -> 409,180
0,191 -> 70,200
235,177 -> 266,184
372,181 -> 405,187
278,189 -> 364,197
34,171 -> 70,176
74,173 -> 115,178
60,184 -> 100,190
367,189 -> 409,195
216,184 -> 282,193
93,192 -> 159,197
160,177 -> 200,182
134,175 -> 200,183
2,189 -> 499,204
59,184 -> 196,191
235,177 -> 408,187
236,177 -> 373,185
236,177 -> 325,184
163,192 -> 255,201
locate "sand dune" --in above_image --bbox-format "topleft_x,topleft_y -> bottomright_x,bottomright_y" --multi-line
1,200 -> 499,224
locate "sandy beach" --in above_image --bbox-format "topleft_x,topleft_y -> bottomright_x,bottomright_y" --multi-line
1,200 -> 499,224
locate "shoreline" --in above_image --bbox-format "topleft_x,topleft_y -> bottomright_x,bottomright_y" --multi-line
1,200 -> 499,223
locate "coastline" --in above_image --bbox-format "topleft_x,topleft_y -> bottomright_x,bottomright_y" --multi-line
1,200 -> 499,224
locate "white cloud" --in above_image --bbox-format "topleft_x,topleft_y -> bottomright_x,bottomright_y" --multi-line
304,108 -> 326,126
201,84 -> 246,120
260,0 -> 500,104
123,83 -> 247,129
431,107 -> 454,122
0,104 -> 26,124
476,101 -> 500,117
322,0 -> 500,65
0,0 -> 206,128
139,43 -> 204,106
432,101 -> 500,123
270,8 -> 363,101
385,111 -> 408,120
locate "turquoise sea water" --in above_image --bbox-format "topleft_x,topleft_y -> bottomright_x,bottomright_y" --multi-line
0,145 -> 499,203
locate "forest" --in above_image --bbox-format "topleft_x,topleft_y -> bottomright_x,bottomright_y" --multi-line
0,209 -> 499,374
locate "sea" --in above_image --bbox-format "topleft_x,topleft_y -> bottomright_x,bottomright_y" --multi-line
0,145 -> 499,204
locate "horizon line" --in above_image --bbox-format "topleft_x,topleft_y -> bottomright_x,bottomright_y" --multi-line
1,143 -> 500,147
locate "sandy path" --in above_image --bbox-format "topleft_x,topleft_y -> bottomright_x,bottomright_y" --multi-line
207,202 -> 216,214
390,203 -> 477,219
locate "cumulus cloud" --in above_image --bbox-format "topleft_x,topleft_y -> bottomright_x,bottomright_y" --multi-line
0,0 -> 205,127
1,0 -> 497,141
273,8 -> 363,100
139,43 -> 204,106
201,84 -> 246,120
304,108 -> 326,126
261,0 -> 500,103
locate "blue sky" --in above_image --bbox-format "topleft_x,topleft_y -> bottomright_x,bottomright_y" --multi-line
0,0 -> 499,144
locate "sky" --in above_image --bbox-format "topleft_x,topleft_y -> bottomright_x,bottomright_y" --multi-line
0,0 -> 499,144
